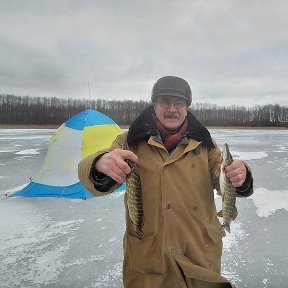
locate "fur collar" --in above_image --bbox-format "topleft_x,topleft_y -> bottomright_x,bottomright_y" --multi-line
127,105 -> 215,149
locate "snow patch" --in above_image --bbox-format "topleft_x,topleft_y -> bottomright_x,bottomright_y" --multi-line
14,155 -> 34,161
223,222 -> 247,251
1,183 -> 28,197
233,151 -> 268,160
65,254 -> 106,267
108,237 -> 117,243
222,223 -> 248,286
92,262 -> 122,287
250,187 -> 288,217
15,148 -> 42,155
274,144 -> 288,152
0,136 -> 51,140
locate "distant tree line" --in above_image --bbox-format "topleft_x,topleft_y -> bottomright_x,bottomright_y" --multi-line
191,102 -> 288,127
0,94 -> 288,127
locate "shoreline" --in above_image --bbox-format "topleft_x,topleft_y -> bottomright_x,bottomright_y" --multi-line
0,124 -> 60,129
0,124 -> 287,130
206,126 -> 288,130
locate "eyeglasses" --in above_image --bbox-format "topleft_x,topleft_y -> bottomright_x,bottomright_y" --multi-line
157,99 -> 187,109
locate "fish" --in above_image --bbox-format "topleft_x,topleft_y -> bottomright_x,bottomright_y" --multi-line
122,140 -> 144,239
218,143 -> 238,233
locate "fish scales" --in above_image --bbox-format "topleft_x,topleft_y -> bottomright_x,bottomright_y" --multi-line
219,143 -> 238,233
123,140 -> 144,238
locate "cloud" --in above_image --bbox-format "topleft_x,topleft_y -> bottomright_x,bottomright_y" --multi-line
1,0 -> 288,106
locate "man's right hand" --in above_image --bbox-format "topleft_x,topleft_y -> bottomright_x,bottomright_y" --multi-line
95,149 -> 138,184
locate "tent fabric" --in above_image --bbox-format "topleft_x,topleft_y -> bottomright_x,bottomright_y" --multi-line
16,182 -> 93,199
13,109 -> 124,199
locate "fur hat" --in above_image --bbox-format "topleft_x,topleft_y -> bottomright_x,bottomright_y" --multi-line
151,76 -> 192,106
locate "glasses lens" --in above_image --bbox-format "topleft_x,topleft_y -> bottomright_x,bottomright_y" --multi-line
158,99 -> 186,108
174,101 -> 186,108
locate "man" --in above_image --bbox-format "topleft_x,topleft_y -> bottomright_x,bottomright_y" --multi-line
78,76 -> 253,288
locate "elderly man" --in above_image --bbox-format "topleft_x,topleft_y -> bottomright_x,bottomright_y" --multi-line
78,76 -> 253,288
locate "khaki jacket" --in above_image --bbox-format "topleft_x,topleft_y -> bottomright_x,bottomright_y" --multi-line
78,106 -> 253,288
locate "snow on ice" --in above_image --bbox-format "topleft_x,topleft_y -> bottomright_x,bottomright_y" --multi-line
0,128 -> 288,288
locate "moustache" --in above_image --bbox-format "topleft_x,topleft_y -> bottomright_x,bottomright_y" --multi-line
164,113 -> 180,119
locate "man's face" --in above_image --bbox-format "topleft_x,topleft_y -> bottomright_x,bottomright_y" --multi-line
154,96 -> 188,131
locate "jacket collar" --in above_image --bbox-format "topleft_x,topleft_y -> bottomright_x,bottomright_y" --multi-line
127,105 -> 215,149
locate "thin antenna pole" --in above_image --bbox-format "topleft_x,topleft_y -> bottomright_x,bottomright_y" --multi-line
88,80 -> 91,100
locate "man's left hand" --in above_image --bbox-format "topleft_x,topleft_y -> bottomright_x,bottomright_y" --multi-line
224,160 -> 247,188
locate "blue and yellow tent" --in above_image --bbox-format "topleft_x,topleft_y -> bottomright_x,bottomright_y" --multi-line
13,109 -> 124,199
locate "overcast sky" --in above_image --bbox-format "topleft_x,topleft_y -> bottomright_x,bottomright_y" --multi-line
1,0 -> 288,107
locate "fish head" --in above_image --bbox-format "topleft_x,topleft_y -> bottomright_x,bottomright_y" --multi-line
222,143 -> 233,166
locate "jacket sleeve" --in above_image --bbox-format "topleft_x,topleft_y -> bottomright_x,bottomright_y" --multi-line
208,138 -> 254,197
235,165 -> 254,197
78,133 -> 126,196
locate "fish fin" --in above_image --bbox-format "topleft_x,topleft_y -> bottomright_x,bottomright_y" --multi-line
215,169 -> 221,178
217,210 -> 223,217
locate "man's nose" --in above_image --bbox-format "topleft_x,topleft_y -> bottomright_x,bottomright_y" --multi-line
167,103 -> 178,111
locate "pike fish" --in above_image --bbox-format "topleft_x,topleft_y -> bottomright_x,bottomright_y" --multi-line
122,140 -> 144,239
219,143 -> 238,233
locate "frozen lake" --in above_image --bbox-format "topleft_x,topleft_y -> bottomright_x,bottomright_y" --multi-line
0,128 -> 288,288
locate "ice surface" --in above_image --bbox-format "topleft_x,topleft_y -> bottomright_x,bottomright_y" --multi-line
0,128 -> 288,287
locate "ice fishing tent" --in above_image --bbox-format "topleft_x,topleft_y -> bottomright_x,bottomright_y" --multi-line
13,109 -> 124,199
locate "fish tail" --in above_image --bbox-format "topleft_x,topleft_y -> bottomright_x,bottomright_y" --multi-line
222,222 -> 231,233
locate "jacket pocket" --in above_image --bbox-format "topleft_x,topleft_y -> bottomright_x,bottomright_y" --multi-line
204,223 -> 226,273
126,232 -> 166,275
